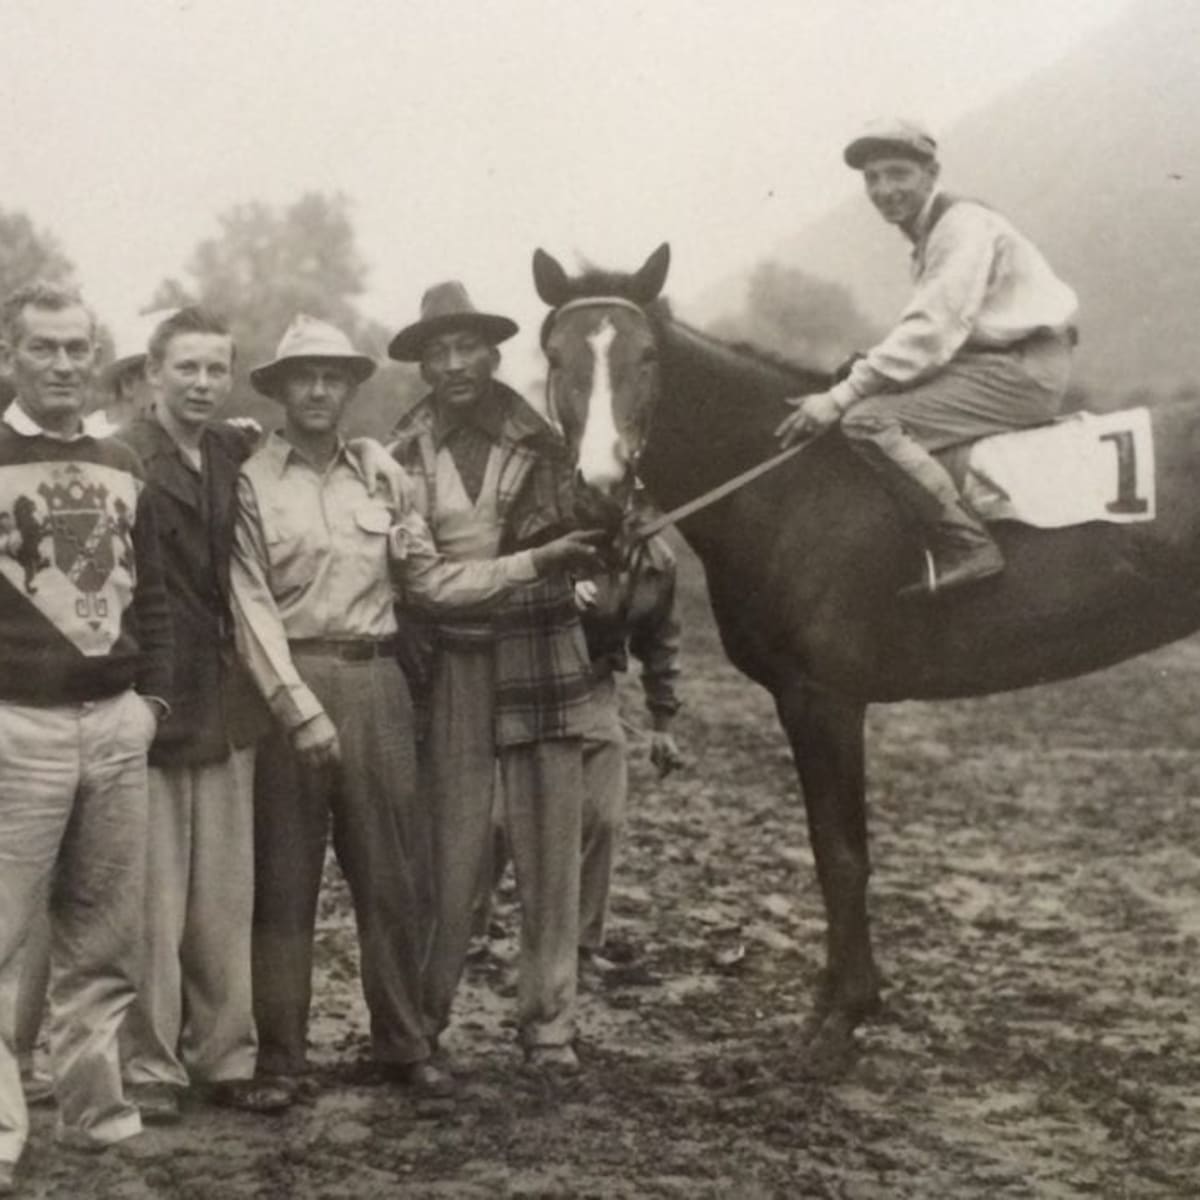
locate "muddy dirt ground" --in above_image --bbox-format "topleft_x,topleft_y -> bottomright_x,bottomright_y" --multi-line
21,541 -> 1200,1197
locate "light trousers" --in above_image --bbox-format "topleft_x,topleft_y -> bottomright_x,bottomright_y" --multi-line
423,644 -> 583,1048
15,909 -> 49,1073
841,337 -> 1073,453
477,673 -> 627,953
121,747 -> 257,1087
578,674 -> 628,952
0,690 -> 151,1163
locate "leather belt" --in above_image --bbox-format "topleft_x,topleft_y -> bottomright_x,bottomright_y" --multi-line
997,325 -> 1078,352
289,638 -> 399,662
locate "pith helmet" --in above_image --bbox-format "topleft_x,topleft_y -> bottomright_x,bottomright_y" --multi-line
250,314 -> 376,397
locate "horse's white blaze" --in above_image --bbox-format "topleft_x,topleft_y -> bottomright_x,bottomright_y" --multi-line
578,317 -> 624,490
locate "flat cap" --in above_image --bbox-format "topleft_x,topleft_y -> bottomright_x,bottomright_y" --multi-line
843,118 -> 937,169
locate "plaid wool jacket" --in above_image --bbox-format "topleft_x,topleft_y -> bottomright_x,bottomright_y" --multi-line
390,383 -> 594,746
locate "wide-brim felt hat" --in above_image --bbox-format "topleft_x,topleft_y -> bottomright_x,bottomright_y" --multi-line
250,314 -> 376,397
843,118 -> 938,169
388,281 -> 518,362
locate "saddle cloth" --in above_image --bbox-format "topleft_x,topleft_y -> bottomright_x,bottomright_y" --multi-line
958,408 -> 1155,528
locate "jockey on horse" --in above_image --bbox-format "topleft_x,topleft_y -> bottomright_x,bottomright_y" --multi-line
775,118 -> 1079,598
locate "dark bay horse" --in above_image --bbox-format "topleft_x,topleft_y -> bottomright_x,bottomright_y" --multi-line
534,242 -> 1200,1075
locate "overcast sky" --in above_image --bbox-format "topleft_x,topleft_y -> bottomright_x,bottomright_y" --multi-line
2,0 -> 1130,382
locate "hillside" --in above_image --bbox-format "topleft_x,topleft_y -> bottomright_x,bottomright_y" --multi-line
701,0 -> 1200,402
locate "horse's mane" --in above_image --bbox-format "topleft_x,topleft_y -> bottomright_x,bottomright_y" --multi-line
662,317 -> 832,394
548,262 -> 831,393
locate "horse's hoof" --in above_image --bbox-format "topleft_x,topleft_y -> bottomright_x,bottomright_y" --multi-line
795,1012 -> 857,1081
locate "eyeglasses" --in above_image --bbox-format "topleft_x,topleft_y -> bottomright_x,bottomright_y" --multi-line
285,366 -> 353,393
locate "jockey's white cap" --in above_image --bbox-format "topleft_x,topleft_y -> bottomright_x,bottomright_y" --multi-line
843,118 -> 938,170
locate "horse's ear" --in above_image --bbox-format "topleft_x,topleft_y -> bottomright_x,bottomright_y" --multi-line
533,248 -> 571,306
631,243 -> 671,303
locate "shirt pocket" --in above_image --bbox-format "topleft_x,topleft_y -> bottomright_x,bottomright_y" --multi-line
344,501 -> 394,597
354,502 -> 393,536
262,501 -> 324,598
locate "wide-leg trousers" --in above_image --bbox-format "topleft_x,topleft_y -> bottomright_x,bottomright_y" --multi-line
251,653 -> 429,1075
121,747 -> 257,1088
422,644 -> 583,1049
0,690 -> 151,1164
578,673 -> 628,952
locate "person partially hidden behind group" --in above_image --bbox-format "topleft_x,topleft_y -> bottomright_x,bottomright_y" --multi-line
776,118 -> 1079,597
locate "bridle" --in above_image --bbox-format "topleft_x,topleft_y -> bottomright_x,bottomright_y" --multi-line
543,294 -> 816,547
542,295 -> 660,577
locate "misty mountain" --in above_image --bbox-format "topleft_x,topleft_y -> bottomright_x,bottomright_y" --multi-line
696,0 -> 1200,402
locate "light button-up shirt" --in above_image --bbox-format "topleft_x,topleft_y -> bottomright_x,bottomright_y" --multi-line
231,432 -> 538,730
836,191 -> 1078,406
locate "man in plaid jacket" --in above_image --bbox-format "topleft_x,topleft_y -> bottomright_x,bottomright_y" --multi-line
389,282 -> 593,1073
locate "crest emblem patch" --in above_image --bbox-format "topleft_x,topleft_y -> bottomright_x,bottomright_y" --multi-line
0,461 -> 139,654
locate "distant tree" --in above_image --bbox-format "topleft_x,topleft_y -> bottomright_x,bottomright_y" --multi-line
150,192 -> 420,435
708,261 -> 882,373
0,207 -> 76,298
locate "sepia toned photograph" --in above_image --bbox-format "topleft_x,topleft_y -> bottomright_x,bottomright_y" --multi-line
0,0 -> 1197,1195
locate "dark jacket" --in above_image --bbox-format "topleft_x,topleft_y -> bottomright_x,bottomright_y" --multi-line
120,417 -> 271,766
582,533 -> 682,719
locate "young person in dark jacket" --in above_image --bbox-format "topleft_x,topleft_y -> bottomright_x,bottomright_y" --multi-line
117,308 -> 293,1124
0,282 -> 171,1184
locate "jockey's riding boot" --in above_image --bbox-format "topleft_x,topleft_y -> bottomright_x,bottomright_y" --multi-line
846,426 -> 1004,598
896,504 -> 1005,599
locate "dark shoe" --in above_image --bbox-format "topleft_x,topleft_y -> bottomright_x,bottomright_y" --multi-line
383,1060 -> 456,1099
595,938 -> 639,966
899,537 -> 1004,598
202,1078 -> 293,1114
127,1082 -> 181,1126
524,1044 -> 581,1076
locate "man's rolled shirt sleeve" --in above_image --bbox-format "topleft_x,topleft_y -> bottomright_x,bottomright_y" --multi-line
229,474 -> 325,732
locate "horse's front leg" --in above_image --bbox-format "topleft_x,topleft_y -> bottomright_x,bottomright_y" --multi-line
774,678 -> 880,1077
